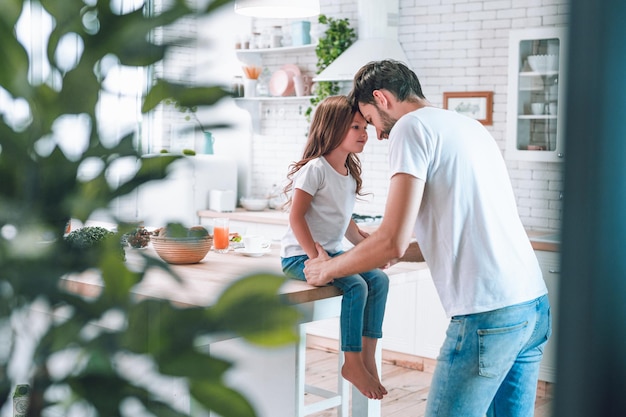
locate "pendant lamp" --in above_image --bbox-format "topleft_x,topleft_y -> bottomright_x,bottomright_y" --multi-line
234,0 -> 320,19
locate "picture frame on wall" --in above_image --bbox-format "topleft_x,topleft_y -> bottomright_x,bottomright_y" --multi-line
443,91 -> 494,125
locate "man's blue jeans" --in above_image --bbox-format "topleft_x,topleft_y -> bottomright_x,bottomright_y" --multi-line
281,252 -> 389,352
425,294 -> 552,417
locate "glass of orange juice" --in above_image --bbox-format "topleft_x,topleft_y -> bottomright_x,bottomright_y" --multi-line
213,218 -> 230,253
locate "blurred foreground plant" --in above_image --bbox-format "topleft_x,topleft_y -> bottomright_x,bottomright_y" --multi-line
0,1 -> 300,416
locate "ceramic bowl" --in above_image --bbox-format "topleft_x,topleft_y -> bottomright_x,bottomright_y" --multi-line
151,235 -> 212,264
527,54 -> 558,72
240,197 -> 269,211
269,69 -> 294,97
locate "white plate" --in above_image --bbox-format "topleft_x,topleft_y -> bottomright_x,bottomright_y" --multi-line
234,247 -> 271,257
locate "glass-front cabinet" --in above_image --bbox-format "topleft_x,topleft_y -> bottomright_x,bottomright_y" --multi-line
506,27 -> 567,162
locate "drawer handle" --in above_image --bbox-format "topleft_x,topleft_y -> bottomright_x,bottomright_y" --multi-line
548,269 -> 560,274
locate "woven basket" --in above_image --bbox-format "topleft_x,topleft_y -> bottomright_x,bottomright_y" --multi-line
151,235 -> 213,264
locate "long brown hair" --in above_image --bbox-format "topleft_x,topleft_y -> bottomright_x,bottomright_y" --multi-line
283,95 -> 364,205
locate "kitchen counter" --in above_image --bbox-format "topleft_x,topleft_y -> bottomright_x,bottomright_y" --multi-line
198,209 -> 561,253
62,243 -> 425,417
198,208 -> 290,226
527,230 -> 560,252
63,243 -> 345,307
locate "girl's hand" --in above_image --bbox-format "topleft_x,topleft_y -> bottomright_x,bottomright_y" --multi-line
379,258 -> 399,270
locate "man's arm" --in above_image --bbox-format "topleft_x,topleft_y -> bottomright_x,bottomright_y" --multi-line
304,173 -> 425,285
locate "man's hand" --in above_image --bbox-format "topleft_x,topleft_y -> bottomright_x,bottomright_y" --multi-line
304,242 -> 333,286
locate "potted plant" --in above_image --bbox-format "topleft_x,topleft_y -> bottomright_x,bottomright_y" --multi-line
0,1 -> 299,416
305,14 -> 357,121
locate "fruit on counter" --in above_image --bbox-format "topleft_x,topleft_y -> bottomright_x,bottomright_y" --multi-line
154,223 -> 209,239
188,226 -> 209,238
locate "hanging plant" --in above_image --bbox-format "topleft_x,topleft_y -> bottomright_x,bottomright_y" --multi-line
305,14 -> 357,121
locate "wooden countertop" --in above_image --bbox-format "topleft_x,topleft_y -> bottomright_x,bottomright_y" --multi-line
62,243 -> 428,309
198,209 -> 560,253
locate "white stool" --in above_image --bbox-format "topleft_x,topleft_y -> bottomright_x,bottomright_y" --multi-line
295,296 -> 381,417
295,324 -> 350,417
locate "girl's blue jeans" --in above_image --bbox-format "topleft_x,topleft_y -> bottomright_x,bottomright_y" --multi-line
425,294 -> 552,417
281,251 -> 389,352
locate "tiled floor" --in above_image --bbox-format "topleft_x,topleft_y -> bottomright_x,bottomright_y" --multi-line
305,347 -> 554,417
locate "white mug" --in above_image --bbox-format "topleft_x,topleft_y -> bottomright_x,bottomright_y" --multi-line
531,102 -> 544,115
243,235 -> 270,252
293,75 -> 305,96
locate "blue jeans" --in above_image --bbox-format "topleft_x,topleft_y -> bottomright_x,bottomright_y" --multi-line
281,252 -> 389,352
425,294 -> 552,417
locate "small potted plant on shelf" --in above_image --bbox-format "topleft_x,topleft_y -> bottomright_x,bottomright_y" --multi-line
305,14 -> 356,121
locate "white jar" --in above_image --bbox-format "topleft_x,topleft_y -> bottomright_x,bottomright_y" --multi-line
271,26 -> 282,48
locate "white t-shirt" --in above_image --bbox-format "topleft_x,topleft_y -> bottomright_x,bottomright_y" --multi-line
389,107 -> 547,317
281,156 -> 356,258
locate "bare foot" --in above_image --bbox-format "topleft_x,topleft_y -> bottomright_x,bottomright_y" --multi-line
342,355 -> 387,399
361,337 -> 388,395
362,355 -> 388,395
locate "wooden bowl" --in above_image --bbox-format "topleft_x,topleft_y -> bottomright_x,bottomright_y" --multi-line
151,235 -> 212,264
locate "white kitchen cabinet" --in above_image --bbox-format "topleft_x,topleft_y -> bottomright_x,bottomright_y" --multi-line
506,27 -> 567,162
306,263 -> 448,360
381,268 -> 447,358
535,250 -> 561,383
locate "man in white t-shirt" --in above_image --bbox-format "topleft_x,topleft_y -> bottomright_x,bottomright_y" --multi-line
304,60 -> 551,417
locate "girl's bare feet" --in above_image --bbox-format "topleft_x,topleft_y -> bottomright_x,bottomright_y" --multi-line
362,354 -> 387,395
361,337 -> 388,395
342,352 -> 387,399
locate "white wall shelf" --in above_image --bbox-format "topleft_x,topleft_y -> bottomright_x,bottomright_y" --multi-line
235,95 -> 313,102
236,44 -> 317,65
233,41 -> 317,133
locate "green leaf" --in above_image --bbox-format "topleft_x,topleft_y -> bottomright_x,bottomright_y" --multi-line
123,299 -> 211,357
190,380 -> 257,417
0,24 -> 30,98
100,245 -> 140,305
209,274 -> 301,346
160,351 -> 232,379
141,399 -> 190,417
142,79 -> 231,114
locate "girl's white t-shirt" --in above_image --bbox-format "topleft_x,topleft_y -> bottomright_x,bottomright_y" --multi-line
389,107 -> 547,317
281,156 -> 356,258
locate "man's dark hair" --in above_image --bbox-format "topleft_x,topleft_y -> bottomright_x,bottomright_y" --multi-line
349,60 -> 425,106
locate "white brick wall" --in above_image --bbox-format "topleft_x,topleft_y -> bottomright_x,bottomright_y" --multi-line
162,0 -> 568,232
243,0 -> 568,231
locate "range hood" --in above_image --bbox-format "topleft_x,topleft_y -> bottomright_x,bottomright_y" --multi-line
313,0 -> 409,82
